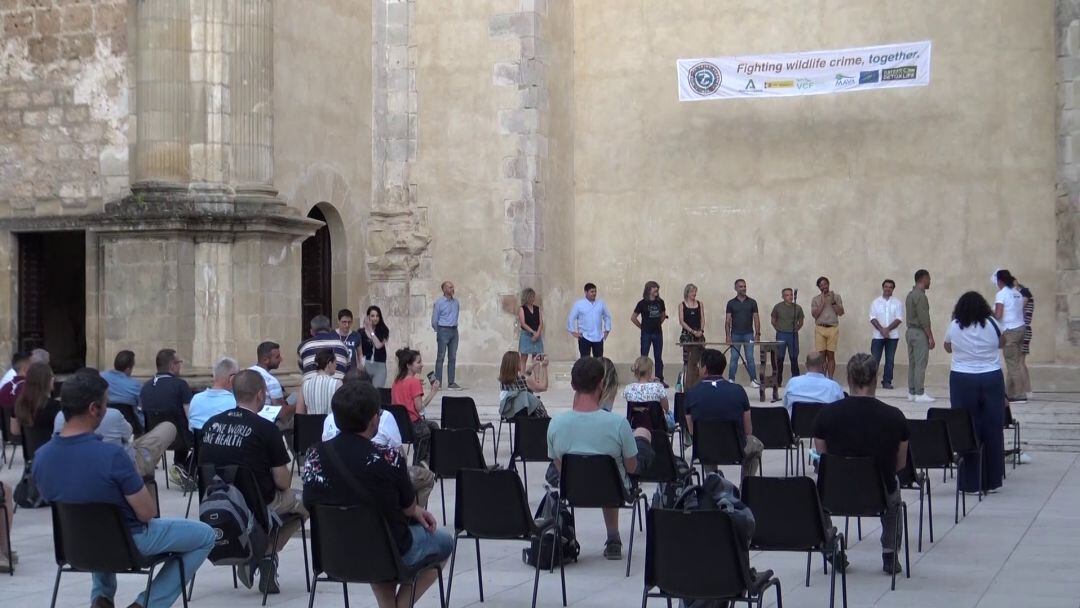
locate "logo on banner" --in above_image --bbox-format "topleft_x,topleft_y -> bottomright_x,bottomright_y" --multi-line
796,78 -> 814,90
688,62 -> 722,96
859,70 -> 880,84
765,80 -> 794,89
881,66 -> 917,81
835,73 -> 857,87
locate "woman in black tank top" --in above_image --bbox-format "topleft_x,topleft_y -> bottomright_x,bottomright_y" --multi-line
679,283 -> 706,363
517,287 -> 545,369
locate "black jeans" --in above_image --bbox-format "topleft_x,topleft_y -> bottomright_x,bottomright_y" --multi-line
577,337 -> 604,358
640,331 -> 664,381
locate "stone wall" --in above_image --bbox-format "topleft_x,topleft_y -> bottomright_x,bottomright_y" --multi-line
1058,0 -> 1080,363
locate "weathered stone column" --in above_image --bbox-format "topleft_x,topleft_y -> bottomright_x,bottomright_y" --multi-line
1057,0 -> 1080,363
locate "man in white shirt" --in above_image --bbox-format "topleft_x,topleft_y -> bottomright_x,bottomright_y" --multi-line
567,282 -> 613,358
994,269 -> 1029,403
869,279 -> 904,390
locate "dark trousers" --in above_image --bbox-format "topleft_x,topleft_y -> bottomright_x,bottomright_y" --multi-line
577,337 -> 604,358
411,419 -> 440,467
871,338 -> 899,385
949,370 -> 1006,493
775,331 -> 800,384
639,331 -> 664,381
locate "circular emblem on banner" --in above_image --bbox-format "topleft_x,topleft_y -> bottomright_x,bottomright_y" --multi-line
688,62 -> 722,96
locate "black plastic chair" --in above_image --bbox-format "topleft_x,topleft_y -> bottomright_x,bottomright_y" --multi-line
750,407 -> 799,476
1003,405 -> 1021,470
927,408 -> 984,499
0,482 -> 11,575
507,416 -> 551,504
673,392 -> 689,456
430,428 -> 487,526
48,502 -> 189,608
19,423 -> 52,465
790,402 -> 826,475
817,455 -> 910,591
742,476 -> 845,607
447,468 -> 564,608
560,454 -> 641,578
908,418 -> 968,527
441,396 -> 496,464
144,410 -> 191,490
109,402 -> 145,436
378,387 -> 393,407
690,420 -> 744,479
896,448 -> 930,553
291,413 -> 328,476
626,401 -> 667,433
385,404 -> 417,460
0,407 -> 19,469
642,508 -> 783,608
307,503 -> 446,608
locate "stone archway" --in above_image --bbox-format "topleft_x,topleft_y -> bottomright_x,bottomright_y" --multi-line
300,202 -> 348,338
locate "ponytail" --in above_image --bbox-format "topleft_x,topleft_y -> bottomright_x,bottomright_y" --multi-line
995,269 -> 1017,288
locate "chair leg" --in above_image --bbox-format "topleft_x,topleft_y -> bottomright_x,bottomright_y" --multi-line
804,551 -> 811,587
343,581 -> 351,608
446,536 -> 459,603
440,478 -> 447,526
162,453 -> 170,489
2,506 -> 11,575
306,577 -> 318,608
49,567 -> 62,608
902,503 -> 911,579
144,564 -> 157,608
475,537 -> 484,602
856,517 -> 862,541
775,579 -> 783,608
436,566 -> 446,608
232,565 -> 238,589
301,520 -> 311,592
925,471 -> 935,544
530,538 -> 542,608
557,520 -> 567,607
178,557 -> 189,608
626,503 -> 637,578
641,588 -> 649,608
262,527 -> 282,606
840,551 -> 848,608
522,460 -> 530,505
827,546 -> 836,608
917,483 -> 924,553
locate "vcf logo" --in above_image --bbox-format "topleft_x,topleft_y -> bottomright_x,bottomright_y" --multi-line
688,62 -> 722,96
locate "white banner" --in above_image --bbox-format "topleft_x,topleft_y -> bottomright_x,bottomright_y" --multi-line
677,41 -> 931,101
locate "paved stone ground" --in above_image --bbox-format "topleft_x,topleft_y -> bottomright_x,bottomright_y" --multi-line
2,384 -> 1079,608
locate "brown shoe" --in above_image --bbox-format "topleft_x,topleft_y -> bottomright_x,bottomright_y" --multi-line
90,597 -> 115,608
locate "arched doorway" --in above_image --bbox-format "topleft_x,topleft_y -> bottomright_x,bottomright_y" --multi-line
301,207 -> 332,338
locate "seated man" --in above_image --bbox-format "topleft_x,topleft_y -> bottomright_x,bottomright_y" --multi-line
547,357 -> 653,561
812,353 -> 910,575
33,370 -> 214,608
140,348 -> 194,487
188,357 -> 239,431
782,351 -> 845,414
685,348 -> 763,480
302,380 -> 451,608
198,369 -> 308,594
102,350 -> 145,433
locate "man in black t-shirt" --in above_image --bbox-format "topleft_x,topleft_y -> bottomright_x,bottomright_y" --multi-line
725,279 -> 761,387
631,280 -> 668,385
199,369 -> 308,594
140,348 -> 194,484
302,380 -> 452,606
812,353 -> 910,575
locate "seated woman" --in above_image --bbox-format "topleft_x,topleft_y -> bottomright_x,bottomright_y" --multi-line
623,356 -> 675,432
497,350 -> 549,419
599,357 -> 620,412
302,380 -> 452,608
296,349 -> 342,416
390,348 -> 440,467
10,362 -> 59,440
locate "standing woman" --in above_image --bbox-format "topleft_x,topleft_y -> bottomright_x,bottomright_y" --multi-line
678,283 -> 706,364
632,281 -> 668,386
517,288 -> 545,370
944,291 -> 1006,493
391,348 -> 441,466
361,305 -> 391,388
993,269 -> 1030,403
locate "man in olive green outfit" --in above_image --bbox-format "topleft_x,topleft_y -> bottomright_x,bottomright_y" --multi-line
905,269 -> 936,403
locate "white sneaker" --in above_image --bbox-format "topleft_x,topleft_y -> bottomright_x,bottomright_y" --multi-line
1019,452 -> 1033,464
749,380 -> 761,389
914,394 -> 936,403
907,394 -> 915,402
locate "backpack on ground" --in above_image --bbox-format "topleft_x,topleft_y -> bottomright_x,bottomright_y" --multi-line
13,465 -> 45,509
651,455 -> 695,510
522,489 -> 580,569
670,472 -> 756,546
198,472 -> 268,565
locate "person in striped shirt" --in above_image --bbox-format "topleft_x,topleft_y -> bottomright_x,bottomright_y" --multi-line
296,315 -> 350,381
296,350 -> 342,416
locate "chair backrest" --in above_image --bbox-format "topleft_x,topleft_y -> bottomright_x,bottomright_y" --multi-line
197,464 -> 271,532
790,402 -> 826,438
378,388 -> 392,407
560,454 -> 629,508
454,468 -> 534,538
742,476 -> 830,551
309,503 -> 407,583
108,403 -> 144,435
907,418 -> 955,469
817,454 -> 889,517
927,408 -> 979,453
0,407 -> 14,443
441,396 -> 483,432
626,401 -> 667,432
144,410 -> 190,451
691,420 -> 744,466
20,423 -> 53,462
645,508 -> 752,600
637,431 -> 678,483
385,404 -> 415,444
749,407 -> 795,449
51,502 -> 142,573
673,392 -> 688,432
511,416 -> 551,463
430,428 -> 486,480
292,413 -> 328,462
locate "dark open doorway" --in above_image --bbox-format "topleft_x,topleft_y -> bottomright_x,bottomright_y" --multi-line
18,231 -> 86,373
300,206 -> 332,339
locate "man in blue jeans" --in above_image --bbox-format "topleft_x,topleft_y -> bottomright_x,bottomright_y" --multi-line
770,288 -> 805,386
631,280 -> 668,386
33,369 -> 214,608
431,280 -> 462,389
725,279 -> 761,388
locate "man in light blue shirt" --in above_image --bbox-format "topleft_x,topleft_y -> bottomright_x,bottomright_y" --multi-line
783,351 -> 845,413
567,282 -> 613,358
431,280 -> 462,389
188,357 -> 239,431
102,350 -> 142,406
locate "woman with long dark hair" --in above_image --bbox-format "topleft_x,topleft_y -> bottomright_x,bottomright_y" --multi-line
631,280 -> 668,386
390,348 -> 440,465
993,269 -> 1030,403
11,362 -> 58,437
361,305 -> 391,388
497,350 -> 548,419
944,291 -> 1006,493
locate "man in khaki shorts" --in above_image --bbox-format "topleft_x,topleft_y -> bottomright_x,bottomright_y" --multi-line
811,276 -> 845,378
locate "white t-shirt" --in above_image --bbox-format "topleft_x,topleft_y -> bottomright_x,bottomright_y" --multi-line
321,409 -> 402,449
945,319 -> 1002,374
868,296 -> 904,339
249,365 -> 285,406
994,287 -> 1025,330
0,368 -> 15,389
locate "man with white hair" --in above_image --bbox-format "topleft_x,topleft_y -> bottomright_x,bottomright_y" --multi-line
188,357 -> 239,431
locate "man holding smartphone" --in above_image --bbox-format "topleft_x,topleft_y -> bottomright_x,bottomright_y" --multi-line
811,276 -> 845,379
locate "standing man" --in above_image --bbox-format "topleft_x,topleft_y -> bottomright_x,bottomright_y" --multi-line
567,282 -> 612,358
337,309 -> 362,371
770,288 -> 804,385
811,276 -> 845,379
905,269 -> 935,403
725,279 -> 760,388
431,280 -> 462,390
631,281 -> 668,386
869,279 -> 904,390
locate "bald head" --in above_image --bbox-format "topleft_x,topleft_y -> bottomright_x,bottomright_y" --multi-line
805,351 -> 826,372
232,369 -> 267,410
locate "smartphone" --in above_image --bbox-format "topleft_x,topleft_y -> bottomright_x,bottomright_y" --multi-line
427,371 -> 437,384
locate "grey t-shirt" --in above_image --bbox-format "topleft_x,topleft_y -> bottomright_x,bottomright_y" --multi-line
54,408 -> 135,464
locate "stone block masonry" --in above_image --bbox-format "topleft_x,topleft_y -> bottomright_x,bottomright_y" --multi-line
1059,0 -> 1080,362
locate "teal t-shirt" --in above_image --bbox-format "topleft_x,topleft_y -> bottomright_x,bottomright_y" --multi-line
547,409 -> 638,487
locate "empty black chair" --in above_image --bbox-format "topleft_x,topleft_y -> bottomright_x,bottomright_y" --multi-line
927,408 -> 984,498
378,387 -> 393,407
307,503 -> 446,608
908,418 -> 967,527
673,392 -> 689,456
19,423 -> 52,465
642,508 -> 782,608
507,416 -> 551,503
144,410 -> 191,490
447,468 -> 564,608
750,407 -> 798,476
790,402 -> 826,475
817,455 -> 910,591
385,404 -> 416,458
440,396 -> 496,464
0,407 -> 19,468
690,420 -> 744,479
48,502 -> 190,608
291,413 -> 328,476
1003,405 -> 1021,470
560,454 -> 641,578
896,448 -> 930,553
430,428 -> 487,525
626,401 -> 667,433
742,476 -> 845,607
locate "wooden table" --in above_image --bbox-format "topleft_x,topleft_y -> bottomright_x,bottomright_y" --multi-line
680,341 -> 783,402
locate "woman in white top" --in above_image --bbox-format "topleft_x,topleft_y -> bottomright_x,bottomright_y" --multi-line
993,269 -> 1030,403
944,291 -> 1006,493
295,349 -> 342,416
623,356 -> 674,431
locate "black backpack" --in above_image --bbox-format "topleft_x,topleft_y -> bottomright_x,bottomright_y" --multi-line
522,489 -> 580,569
670,472 -> 756,547
198,472 -> 268,565
14,465 -> 46,509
